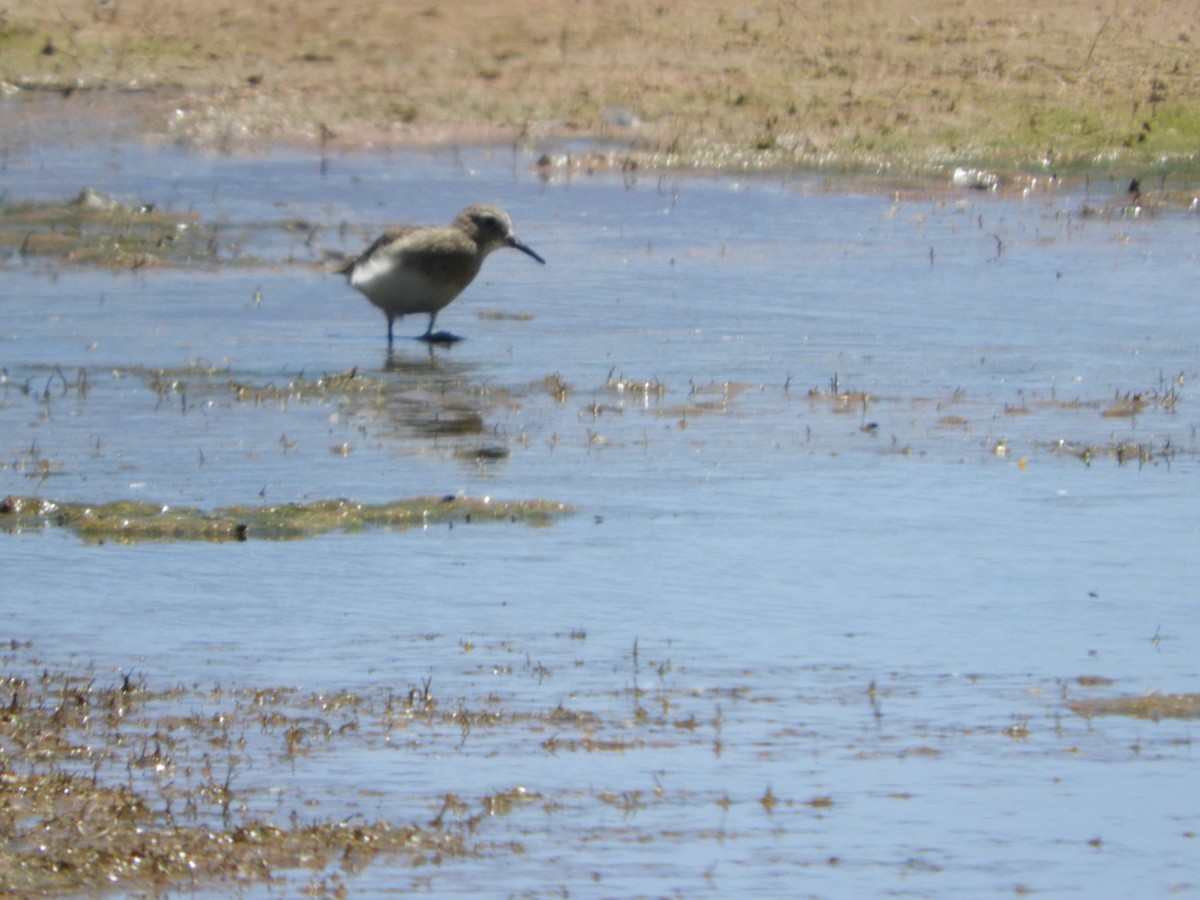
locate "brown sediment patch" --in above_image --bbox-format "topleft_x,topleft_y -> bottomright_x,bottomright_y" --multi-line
1068,693 -> 1200,721
138,364 -> 514,449
0,659 -> 574,897
805,374 -> 875,412
1041,438 -> 1178,467
1075,675 -> 1117,687
935,414 -> 970,428
476,309 -> 535,322
1101,396 -> 1148,418
0,189 -> 209,269
0,640 -> 1192,895
0,189 -> 320,269
605,371 -> 668,399
806,382 -> 878,434
223,367 -> 382,404
0,635 -> 764,895
2,1 -> 1200,181
127,364 -> 394,412
5,361 -> 1192,475
0,494 -> 573,543
651,381 -> 758,422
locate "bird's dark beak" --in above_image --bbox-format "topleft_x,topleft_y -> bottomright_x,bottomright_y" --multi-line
508,236 -> 546,265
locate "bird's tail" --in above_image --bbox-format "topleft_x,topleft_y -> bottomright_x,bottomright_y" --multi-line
322,249 -> 358,277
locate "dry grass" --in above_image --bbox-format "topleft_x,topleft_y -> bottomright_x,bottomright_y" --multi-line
2,1 -> 1199,174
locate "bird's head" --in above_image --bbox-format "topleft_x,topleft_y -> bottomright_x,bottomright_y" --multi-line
456,205 -> 545,264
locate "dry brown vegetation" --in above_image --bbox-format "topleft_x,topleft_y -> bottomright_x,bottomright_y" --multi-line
5,643 -> 1191,896
2,1 -> 1199,175
0,655 -> 536,896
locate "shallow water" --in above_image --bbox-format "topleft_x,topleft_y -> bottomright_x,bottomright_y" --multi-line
2,126 -> 1199,898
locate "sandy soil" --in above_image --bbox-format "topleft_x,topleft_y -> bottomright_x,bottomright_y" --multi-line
2,1 -> 1198,176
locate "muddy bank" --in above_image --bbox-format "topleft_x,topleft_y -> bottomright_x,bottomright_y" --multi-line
2,1 -> 1199,178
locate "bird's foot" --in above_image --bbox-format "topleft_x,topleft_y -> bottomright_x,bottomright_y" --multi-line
417,330 -> 463,345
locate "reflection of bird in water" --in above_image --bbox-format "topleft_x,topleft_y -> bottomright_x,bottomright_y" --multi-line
338,205 -> 545,347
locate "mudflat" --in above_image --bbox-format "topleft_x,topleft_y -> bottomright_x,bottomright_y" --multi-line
2,0 -> 1198,175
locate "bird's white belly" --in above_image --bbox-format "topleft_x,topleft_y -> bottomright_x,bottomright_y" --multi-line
350,255 -> 464,317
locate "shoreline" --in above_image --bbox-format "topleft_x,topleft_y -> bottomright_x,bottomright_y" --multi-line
3,87 -> 1195,212
3,1 -> 1198,187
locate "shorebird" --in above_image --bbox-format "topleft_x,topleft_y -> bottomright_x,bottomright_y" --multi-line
338,204 -> 545,346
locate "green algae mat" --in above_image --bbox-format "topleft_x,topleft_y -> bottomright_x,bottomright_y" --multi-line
1,494 -> 573,543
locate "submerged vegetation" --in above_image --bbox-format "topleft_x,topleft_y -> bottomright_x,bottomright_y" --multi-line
0,639 -> 1193,897
0,650 -> 563,896
1,357 -> 1193,513
0,494 -> 572,543
1069,692 -> 1200,721
1,189 -> 220,268
0,189 -> 318,269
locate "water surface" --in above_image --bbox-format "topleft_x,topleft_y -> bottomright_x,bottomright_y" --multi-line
2,133 -> 1198,897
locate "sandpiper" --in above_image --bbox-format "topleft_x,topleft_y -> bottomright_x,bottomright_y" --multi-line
338,204 -> 545,346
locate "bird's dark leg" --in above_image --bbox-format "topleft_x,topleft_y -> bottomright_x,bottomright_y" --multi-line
418,312 -> 460,345
386,314 -> 395,349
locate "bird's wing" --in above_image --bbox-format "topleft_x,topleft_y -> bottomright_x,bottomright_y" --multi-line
379,228 -> 481,284
339,225 -> 423,275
